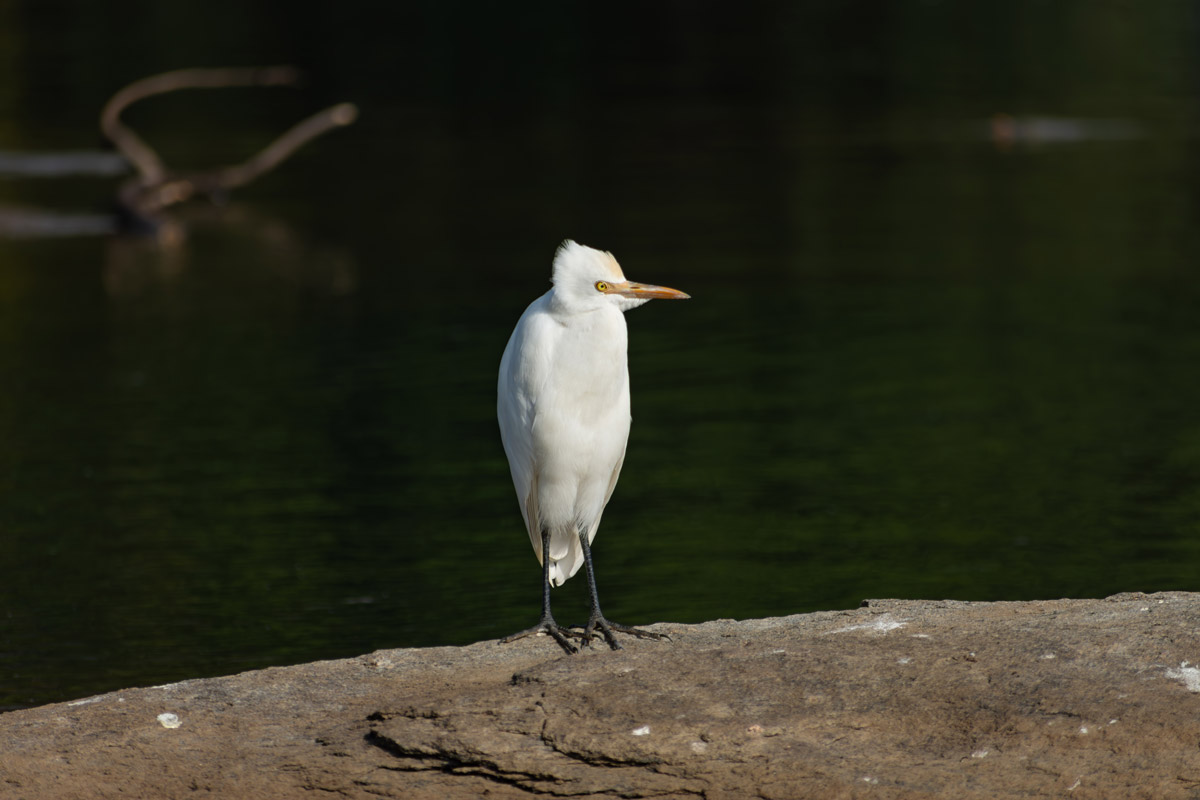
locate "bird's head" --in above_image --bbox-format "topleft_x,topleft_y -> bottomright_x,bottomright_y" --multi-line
550,240 -> 690,314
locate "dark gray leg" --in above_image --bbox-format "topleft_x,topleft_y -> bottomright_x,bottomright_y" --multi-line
578,529 -> 669,650
502,528 -> 579,654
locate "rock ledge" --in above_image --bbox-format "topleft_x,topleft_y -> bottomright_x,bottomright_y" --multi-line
3,593 -> 1199,799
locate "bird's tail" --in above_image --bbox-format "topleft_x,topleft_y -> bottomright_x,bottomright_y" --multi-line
525,486 -> 588,587
547,526 -> 585,587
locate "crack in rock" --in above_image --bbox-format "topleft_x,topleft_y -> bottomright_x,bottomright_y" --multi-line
365,709 -> 705,798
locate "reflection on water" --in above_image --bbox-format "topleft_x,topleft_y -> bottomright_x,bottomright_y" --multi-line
0,151 -> 128,178
0,205 -> 118,238
3,1 -> 1200,709
98,205 -> 358,298
986,115 -> 1143,150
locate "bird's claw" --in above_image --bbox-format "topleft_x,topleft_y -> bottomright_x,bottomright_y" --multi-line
577,616 -> 670,651
502,617 -> 580,654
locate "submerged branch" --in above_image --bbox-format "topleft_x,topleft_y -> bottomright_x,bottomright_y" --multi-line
130,102 -> 359,215
98,67 -> 355,233
212,102 -> 358,191
101,67 -> 300,185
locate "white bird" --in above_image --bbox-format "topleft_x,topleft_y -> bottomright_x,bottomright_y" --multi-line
498,240 -> 689,652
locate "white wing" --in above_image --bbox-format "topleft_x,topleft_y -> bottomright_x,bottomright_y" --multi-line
497,294 -> 552,561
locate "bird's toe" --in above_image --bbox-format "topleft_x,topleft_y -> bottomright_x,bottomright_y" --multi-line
502,618 -> 580,655
583,616 -> 667,650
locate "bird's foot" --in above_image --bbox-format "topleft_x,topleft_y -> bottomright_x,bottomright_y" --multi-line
502,615 -> 582,655
580,615 -> 671,651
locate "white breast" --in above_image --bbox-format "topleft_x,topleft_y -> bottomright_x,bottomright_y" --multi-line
498,297 -> 632,585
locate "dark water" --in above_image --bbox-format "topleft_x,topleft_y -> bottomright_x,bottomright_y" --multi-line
3,1 -> 1200,709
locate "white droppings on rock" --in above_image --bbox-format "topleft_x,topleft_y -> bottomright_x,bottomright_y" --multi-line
1078,726 -> 1089,735
157,713 -> 181,729
1040,652 -> 1057,660
897,657 -> 912,665
830,614 -> 907,635
861,775 -> 879,785
1166,661 -> 1200,693
66,696 -> 102,707
631,725 -> 650,736
690,740 -> 708,753
1068,777 -> 1083,791
970,748 -> 989,758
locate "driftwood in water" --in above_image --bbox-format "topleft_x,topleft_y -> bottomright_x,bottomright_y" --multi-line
99,67 -> 357,233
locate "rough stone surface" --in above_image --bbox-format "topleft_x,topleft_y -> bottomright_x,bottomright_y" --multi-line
2,593 -> 1200,799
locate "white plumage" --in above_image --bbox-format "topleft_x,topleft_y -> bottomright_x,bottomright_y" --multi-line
497,240 -> 688,651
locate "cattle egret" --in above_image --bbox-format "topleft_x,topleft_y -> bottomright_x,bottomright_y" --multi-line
498,240 -> 689,653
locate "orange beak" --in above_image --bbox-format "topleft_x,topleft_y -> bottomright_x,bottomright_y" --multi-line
610,281 -> 691,300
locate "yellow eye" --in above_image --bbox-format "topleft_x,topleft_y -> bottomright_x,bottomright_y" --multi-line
595,281 -> 609,292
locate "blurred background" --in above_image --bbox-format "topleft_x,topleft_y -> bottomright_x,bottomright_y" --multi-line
2,1 -> 1199,709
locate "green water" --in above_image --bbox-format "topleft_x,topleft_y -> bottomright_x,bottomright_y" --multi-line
2,1 -> 1200,709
